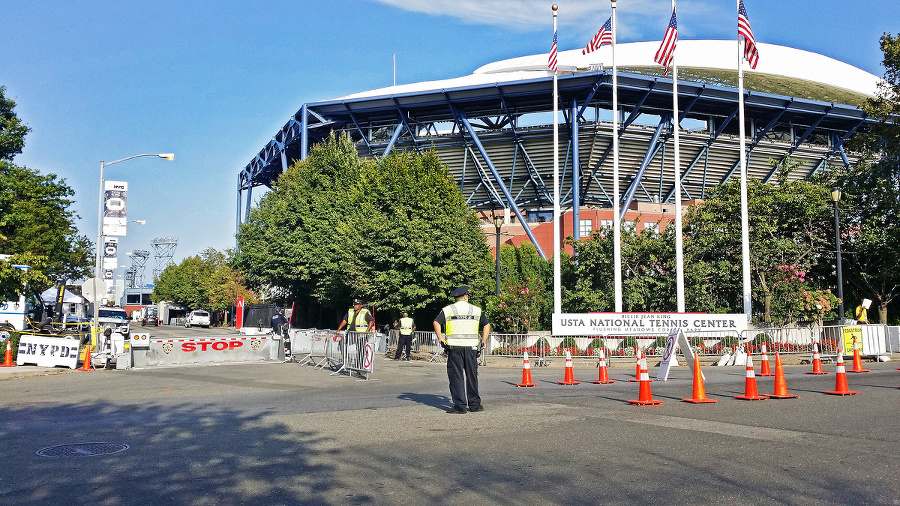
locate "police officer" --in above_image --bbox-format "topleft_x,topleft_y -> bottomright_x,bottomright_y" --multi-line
271,308 -> 288,335
336,298 -> 375,334
394,311 -> 416,360
433,285 -> 490,414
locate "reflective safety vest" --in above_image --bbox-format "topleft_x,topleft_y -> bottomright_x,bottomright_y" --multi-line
347,308 -> 371,332
441,301 -> 482,347
399,317 -> 414,336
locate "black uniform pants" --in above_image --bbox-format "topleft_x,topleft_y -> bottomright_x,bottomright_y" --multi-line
447,346 -> 480,410
395,333 -> 412,359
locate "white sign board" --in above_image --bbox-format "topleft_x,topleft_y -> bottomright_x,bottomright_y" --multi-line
103,237 -> 119,269
17,335 -> 81,369
102,180 -> 128,236
552,312 -> 747,336
656,329 -> 703,381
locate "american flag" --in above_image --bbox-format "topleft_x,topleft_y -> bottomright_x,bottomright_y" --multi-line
654,9 -> 678,75
738,0 -> 759,69
548,30 -> 558,73
582,17 -> 612,55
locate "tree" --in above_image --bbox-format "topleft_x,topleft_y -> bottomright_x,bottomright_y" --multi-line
233,134 -> 494,324
0,88 -> 92,289
0,86 -> 30,161
0,252 -> 49,301
153,248 -> 255,312
840,33 -> 900,323
683,174 -> 836,323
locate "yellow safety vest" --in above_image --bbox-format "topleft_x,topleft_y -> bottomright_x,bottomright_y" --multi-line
400,317 -> 414,335
442,301 -> 482,347
347,308 -> 371,332
855,306 -> 868,323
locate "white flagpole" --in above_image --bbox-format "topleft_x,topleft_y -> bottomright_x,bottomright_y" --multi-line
737,0 -> 752,319
671,0 -> 685,313
552,4 -> 562,316
611,0 -> 622,313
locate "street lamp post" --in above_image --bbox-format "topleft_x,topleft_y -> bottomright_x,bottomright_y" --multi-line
831,188 -> 845,321
93,154 -> 173,351
494,215 -> 503,295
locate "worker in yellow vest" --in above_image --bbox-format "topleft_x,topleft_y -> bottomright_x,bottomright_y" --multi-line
336,298 -> 374,334
433,285 -> 491,414
394,311 -> 416,360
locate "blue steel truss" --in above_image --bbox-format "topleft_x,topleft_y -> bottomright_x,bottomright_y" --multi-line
238,70 -> 872,255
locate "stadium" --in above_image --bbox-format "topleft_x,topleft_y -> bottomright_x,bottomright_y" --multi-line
238,40 -> 880,258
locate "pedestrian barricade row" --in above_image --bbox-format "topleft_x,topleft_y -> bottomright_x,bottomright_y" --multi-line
740,324 -> 890,358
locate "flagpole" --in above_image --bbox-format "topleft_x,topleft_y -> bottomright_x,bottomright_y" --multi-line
671,0 -> 685,313
737,0 -> 752,319
552,4 -> 562,317
611,0 -> 622,313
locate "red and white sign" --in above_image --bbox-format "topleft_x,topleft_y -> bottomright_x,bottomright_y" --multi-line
236,297 -> 244,328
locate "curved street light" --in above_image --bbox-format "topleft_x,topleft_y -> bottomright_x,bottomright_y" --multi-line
92,154 -> 173,352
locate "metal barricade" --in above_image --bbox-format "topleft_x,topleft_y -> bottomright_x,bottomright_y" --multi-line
384,329 -> 399,356
288,329 -> 315,365
306,330 -> 332,368
330,331 -> 375,379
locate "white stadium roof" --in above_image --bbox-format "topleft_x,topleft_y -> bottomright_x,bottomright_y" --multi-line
341,40 -> 880,103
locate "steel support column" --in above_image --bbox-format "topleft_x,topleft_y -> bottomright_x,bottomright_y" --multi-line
572,99 -> 580,242
621,116 -> 668,219
300,104 -> 309,161
457,112 -> 547,259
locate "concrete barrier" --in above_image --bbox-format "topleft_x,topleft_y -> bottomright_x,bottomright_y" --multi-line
135,335 -> 279,367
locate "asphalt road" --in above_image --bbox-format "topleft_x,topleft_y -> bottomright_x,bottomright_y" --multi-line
0,328 -> 897,505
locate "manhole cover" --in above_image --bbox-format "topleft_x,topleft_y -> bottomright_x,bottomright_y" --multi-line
36,442 -> 129,457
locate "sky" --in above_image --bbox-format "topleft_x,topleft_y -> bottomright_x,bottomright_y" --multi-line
1,0 -> 896,283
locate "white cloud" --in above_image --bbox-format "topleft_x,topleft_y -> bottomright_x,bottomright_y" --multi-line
372,0 -> 730,40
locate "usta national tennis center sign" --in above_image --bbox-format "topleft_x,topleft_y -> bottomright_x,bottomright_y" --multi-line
552,313 -> 748,336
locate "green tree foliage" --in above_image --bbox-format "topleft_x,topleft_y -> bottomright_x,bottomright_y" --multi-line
0,89 -> 92,291
493,277 -> 548,333
153,248 -> 255,311
683,174 -> 835,322
0,253 -> 49,301
840,33 -> 900,323
562,219 -> 676,313
0,162 -> 93,282
233,134 -> 494,323
0,86 -> 30,161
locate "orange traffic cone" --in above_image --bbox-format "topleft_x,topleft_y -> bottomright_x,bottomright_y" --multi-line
848,338 -> 870,373
78,343 -> 93,371
0,340 -> 16,367
825,350 -> 859,396
516,351 -> 537,387
591,347 -> 616,384
767,352 -> 798,399
735,353 -> 768,400
628,353 -> 663,406
628,348 -> 641,381
758,342 -> 774,376
806,341 -> 829,375
683,354 -> 716,403
558,351 -> 581,385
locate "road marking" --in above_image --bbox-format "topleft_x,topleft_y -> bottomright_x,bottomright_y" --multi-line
613,413 -> 806,442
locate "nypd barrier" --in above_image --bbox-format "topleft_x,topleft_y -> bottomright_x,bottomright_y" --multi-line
16,334 -> 82,369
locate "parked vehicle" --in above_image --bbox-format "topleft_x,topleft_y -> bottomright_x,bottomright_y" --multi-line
98,307 -> 130,337
141,307 -> 159,326
185,309 -> 211,328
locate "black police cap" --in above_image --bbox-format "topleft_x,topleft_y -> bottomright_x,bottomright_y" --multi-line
450,285 -> 469,298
